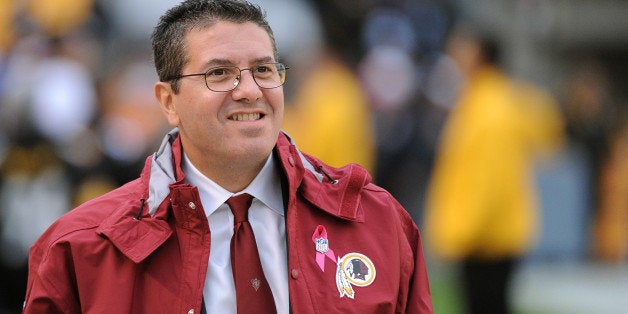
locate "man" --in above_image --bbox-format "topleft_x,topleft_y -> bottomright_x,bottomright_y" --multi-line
23,1 -> 433,313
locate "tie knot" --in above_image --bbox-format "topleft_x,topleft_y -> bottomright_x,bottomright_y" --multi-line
226,193 -> 253,223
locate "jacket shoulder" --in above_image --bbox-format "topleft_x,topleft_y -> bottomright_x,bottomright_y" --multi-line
33,178 -> 144,249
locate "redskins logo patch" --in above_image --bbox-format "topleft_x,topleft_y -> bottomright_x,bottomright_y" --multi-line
336,253 -> 376,299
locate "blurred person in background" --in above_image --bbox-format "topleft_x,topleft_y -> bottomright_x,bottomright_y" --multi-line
0,0 -> 17,57
593,108 -> 628,263
359,0 -> 455,224
560,58 -> 618,258
281,0 -> 376,173
23,0 -> 433,313
0,132 -> 71,313
1,0 -> 171,312
0,1 -> 103,312
424,23 -> 564,314
96,54 -> 172,185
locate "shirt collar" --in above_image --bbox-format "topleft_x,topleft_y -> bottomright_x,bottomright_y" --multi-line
182,153 -> 284,217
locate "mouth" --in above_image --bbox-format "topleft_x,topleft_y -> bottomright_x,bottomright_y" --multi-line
228,113 -> 263,121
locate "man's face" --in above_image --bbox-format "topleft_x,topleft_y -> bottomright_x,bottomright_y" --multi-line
158,21 -> 284,167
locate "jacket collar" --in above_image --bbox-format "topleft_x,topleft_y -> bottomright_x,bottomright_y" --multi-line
146,129 -> 370,221
275,132 -> 370,222
98,129 -> 371,263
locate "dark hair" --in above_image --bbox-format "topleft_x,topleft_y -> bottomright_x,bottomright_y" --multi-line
449,19 -> 501,66
151,0 -> 277,93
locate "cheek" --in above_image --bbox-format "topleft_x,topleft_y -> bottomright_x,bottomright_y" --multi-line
269,91 -> 285,115
176,92 -> 218,124
275,103 -> 285,124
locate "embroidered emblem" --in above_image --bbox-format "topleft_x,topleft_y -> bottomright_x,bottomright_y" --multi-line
251,278 -> 261,291
336,253 -> 376,299
311,225 -> 336,272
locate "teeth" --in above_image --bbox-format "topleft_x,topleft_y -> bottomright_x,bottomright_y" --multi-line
230,113 -> 261,121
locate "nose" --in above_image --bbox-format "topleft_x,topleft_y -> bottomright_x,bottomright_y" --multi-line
231,69 -> 262,102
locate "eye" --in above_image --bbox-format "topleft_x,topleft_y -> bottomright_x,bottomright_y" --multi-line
253,64 -> 276,77
205,66 -> 237,83
256,65 -> 270,72
207,67 -> 230,77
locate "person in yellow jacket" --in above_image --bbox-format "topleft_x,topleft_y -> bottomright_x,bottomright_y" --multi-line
282,53 -> 376,173
282,1 -> 375,174
425,26 -> 564,314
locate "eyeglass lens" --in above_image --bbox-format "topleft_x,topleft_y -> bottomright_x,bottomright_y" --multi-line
205,63 -> 286,92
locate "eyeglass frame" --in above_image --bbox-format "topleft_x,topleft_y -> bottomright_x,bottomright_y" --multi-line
164,62 -> 288,92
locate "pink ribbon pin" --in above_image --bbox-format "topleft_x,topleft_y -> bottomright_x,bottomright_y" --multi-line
312,225 -> 336,272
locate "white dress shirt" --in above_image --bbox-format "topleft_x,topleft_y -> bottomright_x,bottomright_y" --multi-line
182,153 -> 288,314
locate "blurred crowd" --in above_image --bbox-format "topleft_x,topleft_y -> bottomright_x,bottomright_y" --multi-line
1,0 -> 627,313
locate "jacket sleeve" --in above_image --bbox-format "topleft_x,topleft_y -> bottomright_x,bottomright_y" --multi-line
406,227 -> 434,313
23,235 -> 82,314
394,197 -> 434,313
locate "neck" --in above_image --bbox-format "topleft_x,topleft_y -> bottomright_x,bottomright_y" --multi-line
186,151 -> 268,193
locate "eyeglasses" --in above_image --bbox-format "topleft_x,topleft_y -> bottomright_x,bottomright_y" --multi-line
166,62 -> 288,92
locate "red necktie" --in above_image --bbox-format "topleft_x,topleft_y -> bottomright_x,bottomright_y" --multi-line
227,194 -> 276,314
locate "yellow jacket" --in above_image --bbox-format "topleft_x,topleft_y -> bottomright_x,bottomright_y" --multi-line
425,66 -> 563,260
282,57 -> 375,173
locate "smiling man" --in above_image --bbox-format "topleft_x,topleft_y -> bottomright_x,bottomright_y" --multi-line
23,1 -> 433,313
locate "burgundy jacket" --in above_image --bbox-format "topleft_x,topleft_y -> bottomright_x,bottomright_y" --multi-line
24,130 -> 433,313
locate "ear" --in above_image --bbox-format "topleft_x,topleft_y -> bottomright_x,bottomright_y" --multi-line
155,81 -> 180,127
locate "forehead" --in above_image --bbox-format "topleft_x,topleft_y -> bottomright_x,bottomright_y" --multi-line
183,21 -> 275,67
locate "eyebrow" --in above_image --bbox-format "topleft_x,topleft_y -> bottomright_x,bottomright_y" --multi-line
202,56 -> 275,69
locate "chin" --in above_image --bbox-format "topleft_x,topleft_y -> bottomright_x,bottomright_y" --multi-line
238,137 -> 274,154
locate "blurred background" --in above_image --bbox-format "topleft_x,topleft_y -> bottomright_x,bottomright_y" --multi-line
0,0 -> 627,313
